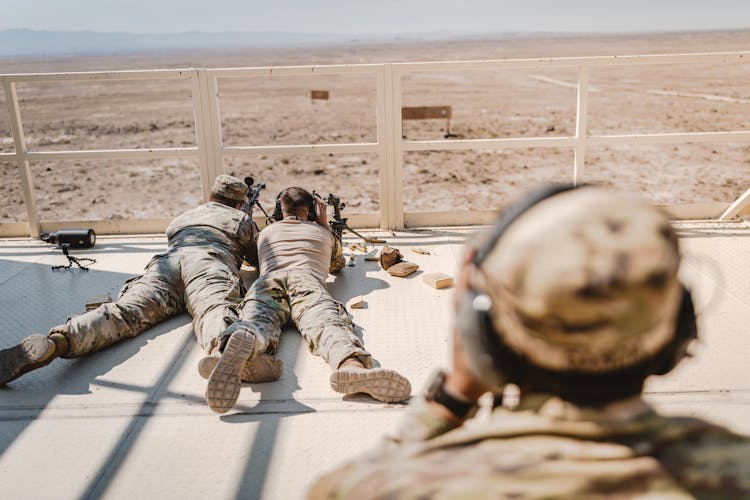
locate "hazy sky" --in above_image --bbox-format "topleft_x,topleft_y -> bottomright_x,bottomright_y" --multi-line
1,0 -> 749,35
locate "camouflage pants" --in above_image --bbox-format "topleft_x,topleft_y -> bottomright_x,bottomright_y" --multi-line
232,269 -> 371,370
51,248 -> 244,358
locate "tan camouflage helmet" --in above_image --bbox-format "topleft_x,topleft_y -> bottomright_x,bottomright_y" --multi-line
211,174 -> 248,203
473,186 -> 683,374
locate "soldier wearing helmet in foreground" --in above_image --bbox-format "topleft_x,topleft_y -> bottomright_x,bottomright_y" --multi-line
309,185 -> 750,499
0,175 -> 279,407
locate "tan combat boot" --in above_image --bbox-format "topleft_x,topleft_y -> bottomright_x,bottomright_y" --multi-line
0,333 -> 66,386
198,352 -> 283,383
330,358 -> 412,403
205,329 -> 257,414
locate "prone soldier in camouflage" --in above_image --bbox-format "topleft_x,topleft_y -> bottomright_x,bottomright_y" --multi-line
203,186 -> 411,414
0,175 -> 265,405
309,185 -> 750,499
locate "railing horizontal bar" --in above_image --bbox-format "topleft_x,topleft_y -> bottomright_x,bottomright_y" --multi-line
1,201 -> 742,238
0,218 -> 178,238
660,202 -> 729,220
12,133 -> 745,160
223,143 -> 380,156
392,52 -> 750,73
405,210 -> 498,227
0,69 -> 193,83
402,137 -> 576,151
2,53 -> 747,83
208,65 -> 381,78
2,214 -> 384,239
21,148 -> 199,161
587,131 -> 750,146
39,218 -> 172,235
401,130 -> 750,152
0,222 -> 31,238
340,212 -> 380,229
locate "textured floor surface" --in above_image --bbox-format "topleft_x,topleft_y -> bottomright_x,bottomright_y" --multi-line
0,224 -> 748,499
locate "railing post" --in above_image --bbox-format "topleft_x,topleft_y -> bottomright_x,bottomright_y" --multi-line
376,66 -> 390,229
192,69 -> 224,200
574,65 -> 590,185
3,80 -> 41,237
391,67 -> 405,229
379,64 -> 404,230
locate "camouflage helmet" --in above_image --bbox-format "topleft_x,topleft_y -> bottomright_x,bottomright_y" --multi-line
471,186 -> 683,375
211,174 -> 248,203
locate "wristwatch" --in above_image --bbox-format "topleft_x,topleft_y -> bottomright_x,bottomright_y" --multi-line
424,370 -> 478,419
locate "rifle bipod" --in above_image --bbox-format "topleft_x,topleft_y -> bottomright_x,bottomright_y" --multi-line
52,243 -> 97,271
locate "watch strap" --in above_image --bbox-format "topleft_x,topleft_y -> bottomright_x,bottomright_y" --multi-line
425,371 -> 478,419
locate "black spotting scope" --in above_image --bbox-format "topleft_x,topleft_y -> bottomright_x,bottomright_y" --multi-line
41,228 -> 96,249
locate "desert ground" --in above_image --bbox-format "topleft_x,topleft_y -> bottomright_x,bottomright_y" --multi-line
1,30 -> 750,222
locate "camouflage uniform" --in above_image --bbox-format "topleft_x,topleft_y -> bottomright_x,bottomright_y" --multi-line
51,200 -> 255,358
238,268 -> 369,370
234,220 -> 370,370
309,394 -> 750,499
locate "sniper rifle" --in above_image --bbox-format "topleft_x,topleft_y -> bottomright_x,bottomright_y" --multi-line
242,176 -> 274,225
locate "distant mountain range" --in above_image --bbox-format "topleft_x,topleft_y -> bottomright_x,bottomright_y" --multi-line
0,29 -> 508,57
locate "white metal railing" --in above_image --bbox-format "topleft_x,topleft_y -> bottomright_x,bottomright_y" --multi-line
2,52 -> 750,237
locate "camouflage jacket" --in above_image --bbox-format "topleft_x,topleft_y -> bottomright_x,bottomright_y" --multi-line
309,394 -> 750,499
166,201 -> 256,270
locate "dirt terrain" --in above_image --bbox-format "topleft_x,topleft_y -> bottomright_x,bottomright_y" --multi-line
1,30 -> 750,222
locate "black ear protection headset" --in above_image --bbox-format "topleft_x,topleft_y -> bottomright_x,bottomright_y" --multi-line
272,190 -> 318,222
457,184 -> 698,403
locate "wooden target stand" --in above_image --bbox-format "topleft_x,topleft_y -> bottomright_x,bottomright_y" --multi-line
401,105 -> 457,138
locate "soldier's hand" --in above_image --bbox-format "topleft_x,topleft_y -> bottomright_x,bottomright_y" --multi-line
314,196 -> 329,227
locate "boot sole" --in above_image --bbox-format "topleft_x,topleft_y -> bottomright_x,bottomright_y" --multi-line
0,334 -> 56,386
205,331 -> 255,414
330,368 -> 411,403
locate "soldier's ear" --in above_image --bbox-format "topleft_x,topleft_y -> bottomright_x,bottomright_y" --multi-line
456,285 -> 513,391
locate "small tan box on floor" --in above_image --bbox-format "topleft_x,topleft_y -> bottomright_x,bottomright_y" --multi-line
387,262 -> 419,277
347,296 -> 366,309
422,273 -> 454,289
85,293 -> 113,311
